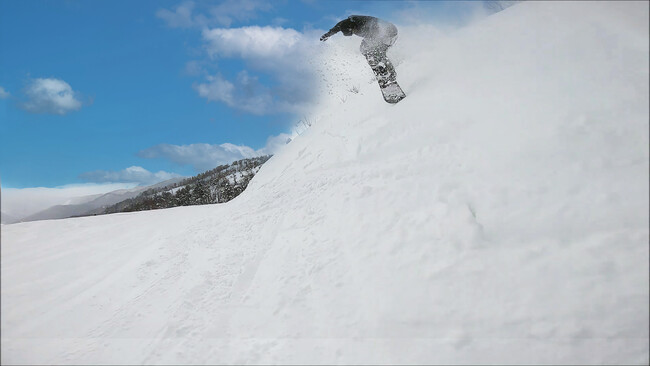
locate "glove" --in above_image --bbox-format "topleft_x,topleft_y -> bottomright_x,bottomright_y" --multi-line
320,32 -> 331,42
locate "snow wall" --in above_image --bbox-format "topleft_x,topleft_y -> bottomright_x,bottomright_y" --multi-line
2,1 -> 648,364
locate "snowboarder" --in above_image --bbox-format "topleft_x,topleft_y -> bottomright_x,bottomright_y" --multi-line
320,15 -> 406,103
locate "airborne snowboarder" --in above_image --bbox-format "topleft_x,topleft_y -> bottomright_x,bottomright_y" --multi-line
320,15 -> 406,104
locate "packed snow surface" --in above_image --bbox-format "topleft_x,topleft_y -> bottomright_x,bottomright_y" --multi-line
2,2 -> 648,364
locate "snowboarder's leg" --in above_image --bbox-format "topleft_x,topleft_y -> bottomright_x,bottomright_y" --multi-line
362,42 -> 396,88
361,37 -> 405,104
361,34 -> 405,104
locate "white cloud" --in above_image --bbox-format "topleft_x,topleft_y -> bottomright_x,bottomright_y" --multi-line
158,2 -> 326,116
157,0 -> 272,28
184,60 -> 206,76
156,1 -> 198,28
196,26 -> 323,115
194,71 -> 279,115
0,86 -> 10,99
79,166 -> 182,185
139,143 -> 258,172
139,134 -> 291,172
208,0 -> 272,27
194,73 -> 235,106
21,78 -> 83,115
1,183 -> 137,220
202,26 -> 302,59
257,133 -> 293,156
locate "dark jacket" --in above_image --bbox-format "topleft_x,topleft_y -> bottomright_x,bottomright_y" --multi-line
321,15 -> 397,41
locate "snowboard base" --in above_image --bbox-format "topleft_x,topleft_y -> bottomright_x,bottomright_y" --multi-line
380,82 -> 406,104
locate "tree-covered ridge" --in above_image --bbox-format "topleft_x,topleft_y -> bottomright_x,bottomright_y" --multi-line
103,155 -> 272,214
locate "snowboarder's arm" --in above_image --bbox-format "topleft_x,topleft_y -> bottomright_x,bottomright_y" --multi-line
320,24 -> 340,41
320,19 -> 353,41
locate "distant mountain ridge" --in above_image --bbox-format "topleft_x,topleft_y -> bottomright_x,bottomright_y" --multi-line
1,211 -> 18,225
5,156 -> 272,224
12,177 -> 186,224
103,155 -> 271,214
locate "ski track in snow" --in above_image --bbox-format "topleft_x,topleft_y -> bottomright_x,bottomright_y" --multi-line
2,2 -> 649,364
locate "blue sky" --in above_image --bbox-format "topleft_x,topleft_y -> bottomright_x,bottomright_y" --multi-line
0,0 -> 496,190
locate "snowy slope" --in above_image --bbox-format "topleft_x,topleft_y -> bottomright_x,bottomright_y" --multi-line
2,2 -> 649,364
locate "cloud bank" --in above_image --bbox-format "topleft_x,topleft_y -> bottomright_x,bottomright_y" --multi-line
195,25 -> 322,115
139,143 -> 258,172
1,183 -> 137,220
139,133 -> 291,172
79,166 -> 182,185
21,78 -> 83,115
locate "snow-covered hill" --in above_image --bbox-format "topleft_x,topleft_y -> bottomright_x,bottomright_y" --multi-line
2,2 -> 648,364
103,156 -> 271,214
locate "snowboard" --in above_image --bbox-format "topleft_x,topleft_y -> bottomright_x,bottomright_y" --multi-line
380,82 -> 406,104
368,59 -> 405,104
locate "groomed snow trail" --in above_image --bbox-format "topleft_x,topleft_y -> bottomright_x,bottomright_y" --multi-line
2,2 -> 649,364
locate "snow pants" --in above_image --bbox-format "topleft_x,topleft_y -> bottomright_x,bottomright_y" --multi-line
360,27 -> 398,88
